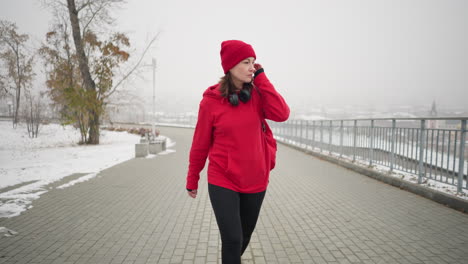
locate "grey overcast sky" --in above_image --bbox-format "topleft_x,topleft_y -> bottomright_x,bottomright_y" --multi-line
1,0 -> 467,114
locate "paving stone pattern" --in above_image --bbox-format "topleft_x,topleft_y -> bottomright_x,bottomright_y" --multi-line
0,127 -> 467,264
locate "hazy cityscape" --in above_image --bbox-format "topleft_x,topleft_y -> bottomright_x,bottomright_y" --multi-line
1,0 -> 467,125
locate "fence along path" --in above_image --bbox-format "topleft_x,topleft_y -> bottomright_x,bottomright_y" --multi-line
271,118 -> 468,193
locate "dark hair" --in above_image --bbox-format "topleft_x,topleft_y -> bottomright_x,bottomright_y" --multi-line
219,72 -> 252,98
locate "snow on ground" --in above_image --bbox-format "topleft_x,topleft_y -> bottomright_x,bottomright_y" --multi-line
0,121 -> 174,218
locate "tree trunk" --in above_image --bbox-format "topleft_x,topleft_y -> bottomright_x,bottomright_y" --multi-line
66,0 -> 99,144
13,85 -> 20,127
88,110 -> 100,144
13,44 -> 21,127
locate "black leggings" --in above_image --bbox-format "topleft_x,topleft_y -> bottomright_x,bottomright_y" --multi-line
208,183 -> 266,264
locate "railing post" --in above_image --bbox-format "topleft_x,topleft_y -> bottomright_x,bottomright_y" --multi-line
284,120 -> 287,142
300,120 -> 304,148
289,120 -> 293,144
292,120 -> 296,144
291,120 -> 295,144
458,119 -> 466,192
312,121 -> 316,151
294,120 -> 298,144
305,120 -> 309,150
294,120 -> 297,144
279,120 -> 283,138
278,121 -> 281,138
285,120 -> 288,139
297,120 -> 301,145
418,120 -> 426,184
390,119 -> 396,172
340,120 -> 344,158
370,120 -> 374,166
283,120 -> 286,140
320,120 -> 324,153
353,120 -> 357,162
284,120 -> 288,143
329,120 -> 333,154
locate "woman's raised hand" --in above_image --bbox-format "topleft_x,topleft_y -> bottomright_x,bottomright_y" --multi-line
254,63 -> 263,71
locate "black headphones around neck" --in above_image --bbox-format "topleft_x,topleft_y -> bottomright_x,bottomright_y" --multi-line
229,89 -> 251,106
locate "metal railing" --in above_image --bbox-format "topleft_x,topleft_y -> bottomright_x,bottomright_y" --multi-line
143,114 -> 467,192
269,118 -> 468,192
155,114 -> 197,128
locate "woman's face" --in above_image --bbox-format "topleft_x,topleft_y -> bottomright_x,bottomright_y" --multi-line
229,57 -> 256,88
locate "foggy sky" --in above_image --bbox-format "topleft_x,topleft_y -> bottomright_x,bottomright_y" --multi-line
1,0 -> 467,114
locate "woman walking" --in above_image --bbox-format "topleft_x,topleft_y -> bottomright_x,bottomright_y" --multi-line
186,40 -> 289,263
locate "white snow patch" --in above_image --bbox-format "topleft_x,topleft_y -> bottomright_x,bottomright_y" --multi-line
0,121 -> 175,218
56,173 -> 98,189
0,227 -> 18,237
158,149 -> 176,155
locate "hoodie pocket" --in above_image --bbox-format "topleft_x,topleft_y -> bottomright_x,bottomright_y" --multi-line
225,150 -> 267,189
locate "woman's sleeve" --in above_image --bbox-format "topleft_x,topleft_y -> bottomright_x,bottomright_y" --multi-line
186,100 -> 213,190
253,71 -> 290,122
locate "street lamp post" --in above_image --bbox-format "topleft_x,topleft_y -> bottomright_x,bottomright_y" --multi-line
151,58 -> 156,138
7,100 -> 12,117
144,58 -> 157,139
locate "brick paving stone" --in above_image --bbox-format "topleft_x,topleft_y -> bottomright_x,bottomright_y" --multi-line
0,127 -> 468,263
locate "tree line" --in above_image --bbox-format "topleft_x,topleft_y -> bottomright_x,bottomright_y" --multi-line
0,0 -> 156,143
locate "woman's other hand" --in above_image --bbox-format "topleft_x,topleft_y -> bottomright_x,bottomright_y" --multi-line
187,189 -> 198,198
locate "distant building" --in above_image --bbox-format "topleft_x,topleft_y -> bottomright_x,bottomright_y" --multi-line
443,119 -> 461,130
0,97 -> 14,117
105,100 -> 146,125
428,100 -> 438,129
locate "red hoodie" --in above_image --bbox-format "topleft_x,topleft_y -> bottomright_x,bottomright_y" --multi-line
186,72 -> 290,193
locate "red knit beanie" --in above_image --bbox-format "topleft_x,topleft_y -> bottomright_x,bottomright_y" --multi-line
220,40 -> 256,74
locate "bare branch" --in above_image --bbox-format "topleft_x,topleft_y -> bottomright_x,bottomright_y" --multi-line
0,75 -> 10,97
81,1 -> 104,35
76,0 -> 93,12
79,0 -> 124,36
0,19 -> 34,124
103,32 -> 160,100
40,0 -> 68,12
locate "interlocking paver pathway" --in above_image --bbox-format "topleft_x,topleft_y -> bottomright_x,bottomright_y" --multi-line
0,127 -> 467,264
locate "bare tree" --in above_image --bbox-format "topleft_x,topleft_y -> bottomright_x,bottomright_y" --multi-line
65,0 -> 101,143
23,91 -> 44,138
41,0 -> 158,144
39,20 -> 89,142
0,20 -> 35,127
